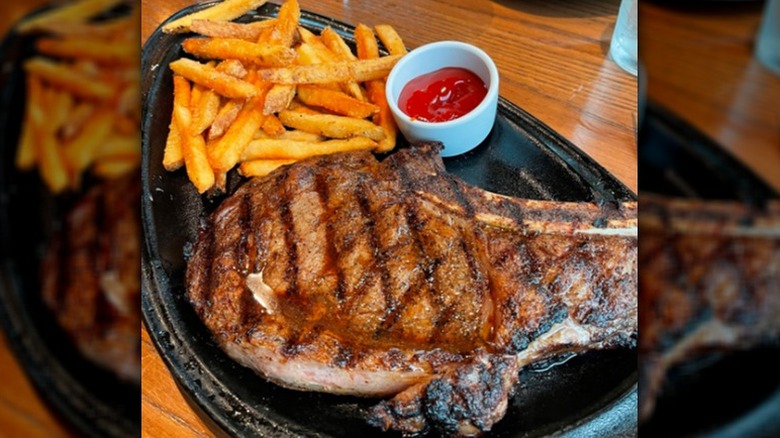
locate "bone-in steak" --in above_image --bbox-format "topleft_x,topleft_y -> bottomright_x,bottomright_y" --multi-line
638,195 -> 780,422
186,143 -> 638,435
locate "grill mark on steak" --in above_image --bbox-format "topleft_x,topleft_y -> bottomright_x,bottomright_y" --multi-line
279,180 -> 299,299
314,172 -> 346,304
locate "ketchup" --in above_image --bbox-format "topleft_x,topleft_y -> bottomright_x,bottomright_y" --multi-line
398,67 -> 487,123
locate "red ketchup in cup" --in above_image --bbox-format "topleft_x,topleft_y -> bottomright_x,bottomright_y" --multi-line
398,67 -> 487,123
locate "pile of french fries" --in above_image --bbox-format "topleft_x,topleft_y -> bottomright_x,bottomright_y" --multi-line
162,0 -> 407,194
14,0 -> 141,194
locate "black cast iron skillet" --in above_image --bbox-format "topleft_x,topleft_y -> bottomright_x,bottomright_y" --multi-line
141,2 -> 638,437
0,5 -> 140,438
638,101 -> 780,437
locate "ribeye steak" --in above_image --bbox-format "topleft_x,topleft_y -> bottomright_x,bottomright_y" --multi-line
186,143 -> 638,435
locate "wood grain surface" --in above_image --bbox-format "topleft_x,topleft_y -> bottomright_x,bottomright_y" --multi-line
641,1 -> 780,192
139,0 -> 636,436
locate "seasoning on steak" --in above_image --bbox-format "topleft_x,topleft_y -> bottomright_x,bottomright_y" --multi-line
638,195 -> 780,421
186,142 -> 638,435
41,173 -> 141,382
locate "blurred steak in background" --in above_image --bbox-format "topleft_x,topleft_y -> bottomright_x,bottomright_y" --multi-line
639,0 -> 780,435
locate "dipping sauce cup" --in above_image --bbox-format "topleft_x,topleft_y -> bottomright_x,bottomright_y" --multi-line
386,41 -> 499,157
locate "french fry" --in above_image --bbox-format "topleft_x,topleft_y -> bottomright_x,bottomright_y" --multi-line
93,134 -> 141,161
367,80 -> 397,153
253,129 -> 324,142
216,59 -> 248,78
320,26 -> 357,61
262,0 -> 300,47
258,55 -> 402,84
170,58 -> 260,99
16,0 -> 125,33
263,84 -> 296,115
113,114 -> 137,137
36,37 -> 136,65
354,24 -> 379,60
239,159 -> 296,177
296,85 -> 379,119
162,0 -> 269,34
92,156 -> 140,178
209,99 -> 244,141
208,87 -> 270,172
278,110 -> 385,141
173,76 -> 215,193
33,16 -> 130,38
37,132 -> 70,193
182,38 -> 296,67
15,76 -> 43,170
261,114 -> 285,136
242,136 -> 377,160
375,24 -> 407,56
163,121 -> 183,171
63,110 -> 114,173
288,98 -> 324,115
190,19 -> 276,41
24,57 -> 115,100
192,89 -> 221,134
298,28 -> 365,100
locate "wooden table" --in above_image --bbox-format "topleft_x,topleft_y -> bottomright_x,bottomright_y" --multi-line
140,0 -> 636,436
641,1 -> 780,192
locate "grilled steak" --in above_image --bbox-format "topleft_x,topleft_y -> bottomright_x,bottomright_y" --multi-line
42,173 -> 141,382
186,143 -> 638,435
638,195 -> 780,421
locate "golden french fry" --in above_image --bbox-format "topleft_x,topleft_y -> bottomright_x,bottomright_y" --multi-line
60,101 -> 96,140
297,28 -> 337,62
16,0 -> 125,33
367,80 -> 397,152
192,89 -> 221,134
24,57 -> 115,100
253,128 -> 324,142
209,99 -> 244,140
170,58 -> 260,99
163,75 -> 190,171
117,82 -> 140,120
296,43 -> 323,66
163,121 -> 183,171
113,114 -> 137,137
239,159 -> 296,177
263,0 -> 300,47
190,83 -> 203,110
63,110 -> 114,173
182,37 -> 296,67
261,114 -> 285,136
37,131 -> 69,194
354,24 -> 379,60
263,84 -> 296,115
92,156 -> 140,178
208,89 -> 270,172
258,55 -> 402,84
296,85 -> 379,119
32,16 -> 130,38
36,37 -> 136,65
375,24 -> 407,56
278,110 -> 385,141
216,59 -> 247,78
190,18 -> 276,41
94,134 -> 140,160
173,77 -> 215,193
162,0 -> 269,34
288,98 -> 324,115
320,26 -> 357,61
242,136 -> 377,160
15,76 -> 43,170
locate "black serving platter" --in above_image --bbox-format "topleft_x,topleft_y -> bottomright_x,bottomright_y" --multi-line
638,101 -> 780,437
141,2 -> 638,437
0,6 -> 140,438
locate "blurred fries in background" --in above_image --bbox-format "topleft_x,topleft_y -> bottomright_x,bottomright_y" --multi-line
161,0 -> 406,193
15,0 -> 140,194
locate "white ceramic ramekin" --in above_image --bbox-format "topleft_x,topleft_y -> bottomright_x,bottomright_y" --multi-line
385,41 -> 499,157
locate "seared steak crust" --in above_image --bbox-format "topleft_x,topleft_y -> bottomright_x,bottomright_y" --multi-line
186,143 -> 637,434
42,174 -> 141,382
639,195 -> 780,421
